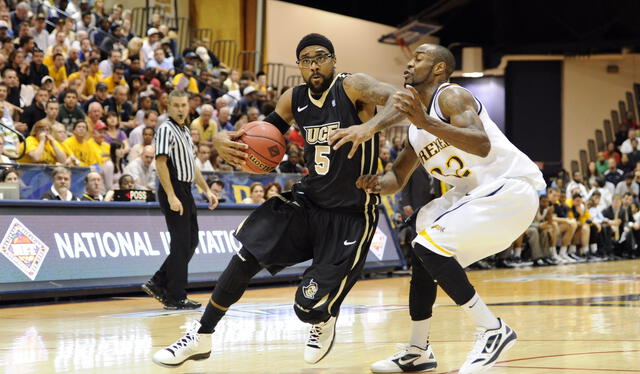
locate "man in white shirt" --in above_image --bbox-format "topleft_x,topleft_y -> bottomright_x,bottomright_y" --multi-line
99,50 -> 121,78
615,172 -> 640,197
619,129 -> 640,154
141,28 -> 162,63
565,171 -> 589,198
124,145 -> 157,191
129,126 -> 155,162
195,144 -> 214,172
129,110 -> 158,147
30,13 -> 49,51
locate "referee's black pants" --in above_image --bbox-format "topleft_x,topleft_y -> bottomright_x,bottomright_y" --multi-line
152,181 -> 199,302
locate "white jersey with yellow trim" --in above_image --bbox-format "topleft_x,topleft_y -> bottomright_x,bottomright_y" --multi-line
407,82 -> 545,192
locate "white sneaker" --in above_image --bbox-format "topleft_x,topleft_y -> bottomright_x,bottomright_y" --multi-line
304,316 -> 337,364
459,318 -> 517,374
552,255 -> 565,264
152,320 -> 212,367
370,343 -> 438,373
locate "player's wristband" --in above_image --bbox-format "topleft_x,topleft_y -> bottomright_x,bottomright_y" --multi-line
264,111 -> 290,135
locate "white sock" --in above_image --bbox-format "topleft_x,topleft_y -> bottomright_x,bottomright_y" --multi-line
590,243 -> 598,253
559,246 -> 568,256
569,245 -> 577,254
580,246 -> 588,255
550,247 -> 558,257
461,293 -> 500,330
514,247 -> 522,258
409,318 -> 431,349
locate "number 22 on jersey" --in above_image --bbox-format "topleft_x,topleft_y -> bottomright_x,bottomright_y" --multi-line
430,155 -> 472,178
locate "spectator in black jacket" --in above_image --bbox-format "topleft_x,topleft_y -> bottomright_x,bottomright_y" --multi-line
22,87 -> 49,132
604,158 -> 624,186
29,49 -> 49,85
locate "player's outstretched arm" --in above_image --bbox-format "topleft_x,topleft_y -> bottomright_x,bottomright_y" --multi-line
395,86 -> 490,157
356,142 -> 420,195
329,73 -> 403,158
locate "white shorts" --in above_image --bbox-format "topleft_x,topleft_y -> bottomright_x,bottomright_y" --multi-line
412,178 -> 539,268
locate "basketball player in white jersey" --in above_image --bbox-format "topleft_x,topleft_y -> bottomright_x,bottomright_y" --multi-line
330,44 -> 546,373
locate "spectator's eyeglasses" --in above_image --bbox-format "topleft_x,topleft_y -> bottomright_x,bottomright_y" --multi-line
47,98 -> 57,103
297,54 -> 333,68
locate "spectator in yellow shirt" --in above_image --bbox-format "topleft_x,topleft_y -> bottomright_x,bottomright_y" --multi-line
62,121 -> 103,166
101,63 -> 128,94
190,104 -> 217,147
49,53 -> 68,88
87,121 -> 111,163
85,58 -> 103,95
18,120 -> 67,165
172,64 -> 199,94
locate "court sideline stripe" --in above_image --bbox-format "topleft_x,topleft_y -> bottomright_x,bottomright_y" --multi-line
435,349 -> 640,374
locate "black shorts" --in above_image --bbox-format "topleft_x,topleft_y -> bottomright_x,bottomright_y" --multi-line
234,190 -> 379,316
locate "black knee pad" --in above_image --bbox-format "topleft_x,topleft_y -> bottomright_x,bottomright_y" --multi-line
409,252 -> 437,320
413,243 -> 476,306
213,248 -> 261,307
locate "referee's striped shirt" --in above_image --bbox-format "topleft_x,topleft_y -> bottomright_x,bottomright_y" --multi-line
154,116 -> 196,182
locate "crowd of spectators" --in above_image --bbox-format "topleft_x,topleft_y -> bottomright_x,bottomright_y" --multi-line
0,0 -> 310,202
486,115 -> 640,268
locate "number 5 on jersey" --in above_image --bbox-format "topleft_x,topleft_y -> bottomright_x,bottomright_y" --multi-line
315,145 -> 331,175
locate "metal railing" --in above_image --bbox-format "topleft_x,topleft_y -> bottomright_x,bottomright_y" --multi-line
212,40 -> 238,69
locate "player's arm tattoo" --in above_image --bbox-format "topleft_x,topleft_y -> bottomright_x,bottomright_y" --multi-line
331,74 -> 405,159
344,73 -> 404,131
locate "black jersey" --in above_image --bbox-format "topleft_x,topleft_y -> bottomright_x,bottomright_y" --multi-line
291,73 -> 380,213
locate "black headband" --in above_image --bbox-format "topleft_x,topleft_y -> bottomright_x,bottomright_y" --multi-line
296,33 -> 334,59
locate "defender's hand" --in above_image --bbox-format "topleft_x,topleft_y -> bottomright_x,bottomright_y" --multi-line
393,86 -> 430,129
212,130 -> 249,167
356,174 -> 381,194
168,195 -> 183,215
328,124 -> 374,159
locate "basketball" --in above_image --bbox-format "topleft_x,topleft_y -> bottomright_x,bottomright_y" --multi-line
239,121 -> 286,174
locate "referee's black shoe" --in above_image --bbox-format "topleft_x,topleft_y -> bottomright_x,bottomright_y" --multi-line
142,279 -> 167,304
163,298 -> 202,310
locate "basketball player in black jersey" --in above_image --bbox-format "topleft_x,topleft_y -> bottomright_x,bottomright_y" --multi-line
153,33 -> 404,367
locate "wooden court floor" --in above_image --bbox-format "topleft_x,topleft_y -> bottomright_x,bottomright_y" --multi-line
1,260 -> 639,374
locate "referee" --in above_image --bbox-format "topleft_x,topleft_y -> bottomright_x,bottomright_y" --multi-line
142,90 -> 218,310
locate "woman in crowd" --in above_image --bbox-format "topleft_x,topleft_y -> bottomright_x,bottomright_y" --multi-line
104,112 -> 130,154
210,148 -> 233,172
18,121 -> 67,165
126,37 -> 145,67
0,167 -> 19,183
101,140 -> 126,191
264,182 -> 282,199
241,182 -> 265,204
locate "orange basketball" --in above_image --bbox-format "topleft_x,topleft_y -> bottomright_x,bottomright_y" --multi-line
239,121 -> 286,174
